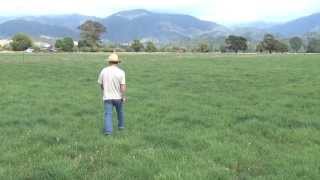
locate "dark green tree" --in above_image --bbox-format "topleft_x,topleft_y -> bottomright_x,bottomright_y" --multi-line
256,42 -> 265,53
55,39 -> 64,49
289,37 -> 303,52
55,37 -> 74,52
131,40 -> 144,52
78,20 -> 106,48
145,41 -> 157,52
10,33 -> 33,51
219,44 -> 227,53
275,41 -> 289,53
78,40 -> 90,48
225,35 -> 248,53
261,34 -> 277,53
257,35 -> 289,53
307,38 -> 320,53
199,43 -> 210,53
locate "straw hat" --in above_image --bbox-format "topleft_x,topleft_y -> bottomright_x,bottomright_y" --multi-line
107,53 -> 121,63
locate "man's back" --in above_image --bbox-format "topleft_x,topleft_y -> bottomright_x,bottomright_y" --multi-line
98,65 -> 125,100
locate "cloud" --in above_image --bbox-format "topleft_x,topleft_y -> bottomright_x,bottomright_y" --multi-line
1,0 -> 320,24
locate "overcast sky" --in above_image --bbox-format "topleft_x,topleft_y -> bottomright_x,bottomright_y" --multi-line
1,0 -> 320,25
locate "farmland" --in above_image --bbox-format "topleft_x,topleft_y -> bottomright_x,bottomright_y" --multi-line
0,53 -> 319,179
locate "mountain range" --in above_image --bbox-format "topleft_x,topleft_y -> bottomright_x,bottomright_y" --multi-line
269,13 -> 320,36
0,9 -> 319,43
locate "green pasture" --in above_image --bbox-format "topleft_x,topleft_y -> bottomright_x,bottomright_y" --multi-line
0,53 -> 319,179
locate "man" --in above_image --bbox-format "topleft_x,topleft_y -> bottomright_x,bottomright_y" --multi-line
98,53 -> 126,135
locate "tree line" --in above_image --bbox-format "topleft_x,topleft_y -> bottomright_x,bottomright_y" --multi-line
2,20 -> 320,53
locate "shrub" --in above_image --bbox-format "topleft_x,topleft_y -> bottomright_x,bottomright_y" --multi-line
55,37 -> 74,52
145,41 -> 157,52
10,33 -> 33,51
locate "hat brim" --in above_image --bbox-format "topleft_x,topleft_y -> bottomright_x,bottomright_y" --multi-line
107,59 -> 121,63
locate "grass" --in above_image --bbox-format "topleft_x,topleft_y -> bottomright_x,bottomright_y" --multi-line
0,52 -> 319,179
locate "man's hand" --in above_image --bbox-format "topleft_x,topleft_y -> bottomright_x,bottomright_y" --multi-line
122,96 -> 128,103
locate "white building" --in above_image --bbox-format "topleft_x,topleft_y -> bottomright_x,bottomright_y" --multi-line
34,41 -> 51,49
0,39 -> 12,47
25,48 -> 34,53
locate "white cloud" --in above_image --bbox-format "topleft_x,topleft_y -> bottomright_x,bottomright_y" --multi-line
1,0 -> 320,24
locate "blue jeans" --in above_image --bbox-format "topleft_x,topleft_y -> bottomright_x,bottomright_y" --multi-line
104,100 -> 124,134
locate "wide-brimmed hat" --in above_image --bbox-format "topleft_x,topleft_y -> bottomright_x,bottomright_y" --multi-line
107,53 -> 121,63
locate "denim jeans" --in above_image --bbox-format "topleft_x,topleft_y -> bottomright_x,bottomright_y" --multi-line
104,100 -> 124,134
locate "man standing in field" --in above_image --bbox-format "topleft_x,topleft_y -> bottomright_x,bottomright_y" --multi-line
98,53 -> 126,135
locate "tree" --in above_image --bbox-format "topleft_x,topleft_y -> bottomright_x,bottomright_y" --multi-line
257,34 -> 289,53
289,37 -> 303,52
261,34 -> 278,53
55,37 -> 74,52
78,40 -> 90,48
145,41 -> 157,52
131,40 -> 144,52
225,35 -> 248,53
219,45 -> 227,53
256,42 -> 265,53
10,33 -> 33,51
275,41 -> 289,53
199,43 -> 210,53
307,38 -> 320,53
55,39 -> 64,49
78,20 -> 106,48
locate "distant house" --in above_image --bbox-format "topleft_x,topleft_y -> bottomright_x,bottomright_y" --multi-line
34,41 -> 51,49
25,48 -> 34,53
49,47 -> 57,52
40,35 -> 54,40
0,39 -> 12,47
120,42 -> 130,46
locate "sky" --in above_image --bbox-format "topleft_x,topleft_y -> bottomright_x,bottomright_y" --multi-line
1,0 -> 320,25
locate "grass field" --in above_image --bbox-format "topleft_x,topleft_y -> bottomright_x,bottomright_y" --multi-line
0,53 -> 319,179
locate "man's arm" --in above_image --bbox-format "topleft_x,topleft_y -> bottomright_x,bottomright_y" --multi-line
120,71 -> 126,101
98,70 -> 103,90
120,84 -> 127,101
